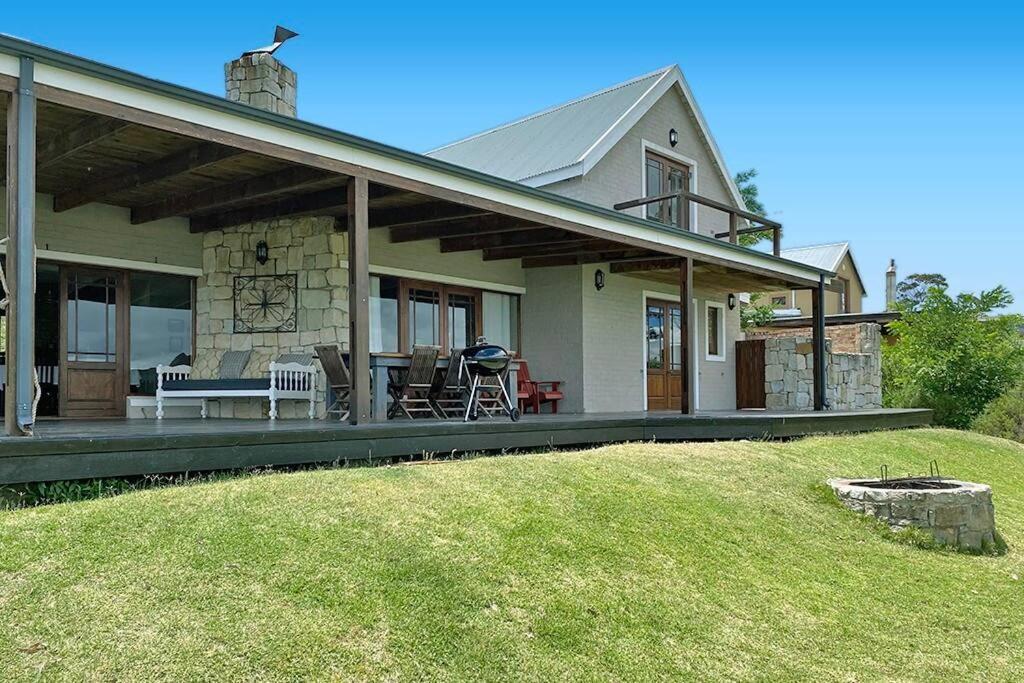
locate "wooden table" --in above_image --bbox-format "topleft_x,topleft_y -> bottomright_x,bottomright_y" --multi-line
368,354 -> 519,422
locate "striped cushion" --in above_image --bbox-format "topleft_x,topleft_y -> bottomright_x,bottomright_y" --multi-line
218,350 -> 252,379
276,352 -> 314,367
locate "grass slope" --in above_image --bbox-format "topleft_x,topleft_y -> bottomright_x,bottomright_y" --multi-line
2,429 -> 1024,681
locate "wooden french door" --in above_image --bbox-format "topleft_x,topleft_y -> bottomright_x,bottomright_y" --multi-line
399,279 -> 482,353
59,267 -> 128,417
646,299 -> 686,411
645,151 -> 691,228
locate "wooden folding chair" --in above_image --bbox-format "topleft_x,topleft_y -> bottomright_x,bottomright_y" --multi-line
429,348 -> 467,418
314,344 -> 351,421
388,345 -> 441,419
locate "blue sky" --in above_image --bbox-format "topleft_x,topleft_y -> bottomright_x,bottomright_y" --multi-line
5,1 -> 1022,311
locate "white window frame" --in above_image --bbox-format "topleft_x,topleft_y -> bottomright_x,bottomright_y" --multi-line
640,140 -> 699,233
705,300 -> 726,362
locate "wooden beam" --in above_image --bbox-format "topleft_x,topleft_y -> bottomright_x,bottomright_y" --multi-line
53,142 -> 245,212
38,116 -> 131,170
369,201 -> 491,229
439,228 -> 577,253
812,276 -> 827,411
131,165 -> 336,224
188,186 -> 349,232
609,258 -> 680,274
389,214 -> 538,243
482,239 -> 611,261
348,176 -> 372,424
521,249 -> 654,268
728,213 -> 738,244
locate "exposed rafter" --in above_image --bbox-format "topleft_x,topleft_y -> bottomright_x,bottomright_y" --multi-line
54,142 -> 245,212
388,214 -> 538,243
521,249 -> 656,268
609,258 -> 681,274
369,201 -> 491,229
482,239 -> 613,261
439,228 -> 582,253
38,116 -> 131,170
131,165 -> 337,224
189,186 -> 349,232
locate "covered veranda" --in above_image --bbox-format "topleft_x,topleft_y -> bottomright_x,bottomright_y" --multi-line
2,36 -> 831,439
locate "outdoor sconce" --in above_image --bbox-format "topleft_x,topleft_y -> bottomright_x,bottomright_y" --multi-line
728,293 -> 737,310
255,240 -> 269,265
594,269 -> 606,291
669,128 -> 678,147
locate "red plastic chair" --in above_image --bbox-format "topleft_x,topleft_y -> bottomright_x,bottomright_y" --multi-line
517,360 -> 564,414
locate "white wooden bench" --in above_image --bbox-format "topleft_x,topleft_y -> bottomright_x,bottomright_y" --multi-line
156,361 -> 316,420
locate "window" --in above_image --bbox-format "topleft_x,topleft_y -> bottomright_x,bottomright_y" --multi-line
706,301 -> 726,361
371,275 -> 519,354
644,150 -> 692,228
771,296 -> 787,307
129,273 -> 194,389
66,271 -> 118,363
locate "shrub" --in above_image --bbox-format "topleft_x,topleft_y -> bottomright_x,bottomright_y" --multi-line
883,285 -> 1024,428
973,380 -> 1024,443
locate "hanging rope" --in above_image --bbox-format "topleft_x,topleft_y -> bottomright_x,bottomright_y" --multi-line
0,237 -> 41,432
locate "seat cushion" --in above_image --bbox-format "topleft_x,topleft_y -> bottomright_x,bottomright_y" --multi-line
163,378 -> 271,392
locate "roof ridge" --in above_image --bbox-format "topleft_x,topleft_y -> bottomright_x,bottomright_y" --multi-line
426,65 -> 675,154
781,241 -> 850,251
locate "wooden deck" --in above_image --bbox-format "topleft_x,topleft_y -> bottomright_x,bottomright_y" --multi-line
0,409 -> 932,485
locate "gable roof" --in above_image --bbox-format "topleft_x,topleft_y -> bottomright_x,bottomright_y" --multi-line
426,65 -> 747,209
780,242 -> 866,294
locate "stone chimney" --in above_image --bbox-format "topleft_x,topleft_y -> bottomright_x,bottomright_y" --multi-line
885,259 -> 897,310
225,52 -> 297,117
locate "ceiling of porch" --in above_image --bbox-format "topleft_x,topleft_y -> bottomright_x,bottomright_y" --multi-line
0,96 -> 804,292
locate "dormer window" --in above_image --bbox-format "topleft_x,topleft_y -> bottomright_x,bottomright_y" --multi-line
644,151 -> 691,228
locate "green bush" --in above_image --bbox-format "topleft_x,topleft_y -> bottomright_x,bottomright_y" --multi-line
883,285 -> 1024,428
973,380 -> 1024,443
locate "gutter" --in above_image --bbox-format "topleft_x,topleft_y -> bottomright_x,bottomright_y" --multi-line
0,34 -> 834,282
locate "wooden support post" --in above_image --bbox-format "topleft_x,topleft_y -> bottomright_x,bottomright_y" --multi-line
5,58 -> 37,437
680,189 -> 691,232
347,176 -> 372,424
728,212 -> 738,244
679,257 -> 696,415
773,227 -> 782,257
811,276 -> 828,411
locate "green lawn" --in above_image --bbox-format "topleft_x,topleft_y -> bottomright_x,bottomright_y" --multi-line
2,429 -> 1024,681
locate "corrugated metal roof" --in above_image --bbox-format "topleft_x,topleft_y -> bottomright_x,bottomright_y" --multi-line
426,67 -> 672,182
780,242 -> 850,272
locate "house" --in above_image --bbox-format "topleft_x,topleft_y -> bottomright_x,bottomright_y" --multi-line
0,32 -> 929,480
759,242 -> 865,318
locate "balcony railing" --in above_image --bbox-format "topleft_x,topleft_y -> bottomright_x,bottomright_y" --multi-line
613,190 -> 783,257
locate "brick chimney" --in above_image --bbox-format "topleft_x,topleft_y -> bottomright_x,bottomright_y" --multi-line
224,52 -> 297,117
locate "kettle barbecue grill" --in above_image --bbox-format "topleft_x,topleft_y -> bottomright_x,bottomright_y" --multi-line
460,339 -> 521,422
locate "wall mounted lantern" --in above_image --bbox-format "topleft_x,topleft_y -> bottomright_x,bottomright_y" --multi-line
728,293 -> 737,310
669,128 -> 679,147
255,240 -> 269,265
594,269 -> 606,291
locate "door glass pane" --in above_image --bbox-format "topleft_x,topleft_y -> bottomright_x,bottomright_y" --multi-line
645,157 -> 664,222
668,169 -> 685,227
130,273 -> 193,392
483,291 -> 519,353
67,272 -> 117,363
408,287 -> 440,348
447,292 -> 477,351
646,305 -> 664,369
370,276 -> 399,353
669,306 -> 682,370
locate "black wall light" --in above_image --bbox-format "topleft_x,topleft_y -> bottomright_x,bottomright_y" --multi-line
728,293 -> 737,310
669,128 -> 678,147
594,269 -> 606,291
255,240 -> 269,265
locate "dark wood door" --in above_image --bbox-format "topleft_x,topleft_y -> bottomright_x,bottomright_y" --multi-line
645,151 -> 691,227
735,339 -> 766,409
60,267 -> 128,417
646,300 -> 684,411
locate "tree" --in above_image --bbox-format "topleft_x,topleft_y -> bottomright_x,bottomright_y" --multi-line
733,169 -> 771,247
896,273 -> 949,311
740,292 -> 776,330
883,282 -> 1024,428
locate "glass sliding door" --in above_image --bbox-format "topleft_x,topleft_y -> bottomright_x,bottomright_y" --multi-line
129,273 -> 194,394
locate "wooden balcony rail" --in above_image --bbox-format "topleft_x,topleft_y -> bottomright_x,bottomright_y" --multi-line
613,190 -> 783,257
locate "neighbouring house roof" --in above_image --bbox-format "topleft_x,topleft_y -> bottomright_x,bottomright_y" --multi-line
780,242 -> 867,295
426,65 -> 747,208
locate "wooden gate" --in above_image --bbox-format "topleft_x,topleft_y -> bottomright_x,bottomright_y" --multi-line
735,339 -> 766,409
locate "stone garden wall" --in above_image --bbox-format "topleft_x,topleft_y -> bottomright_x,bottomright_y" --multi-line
193,216 -> 348,418
762,323 -> 882,411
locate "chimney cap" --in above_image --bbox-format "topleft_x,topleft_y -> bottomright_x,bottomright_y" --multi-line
242,25 -> 299,57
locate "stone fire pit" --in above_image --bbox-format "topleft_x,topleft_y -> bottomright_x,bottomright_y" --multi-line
828,477 -> 996,552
